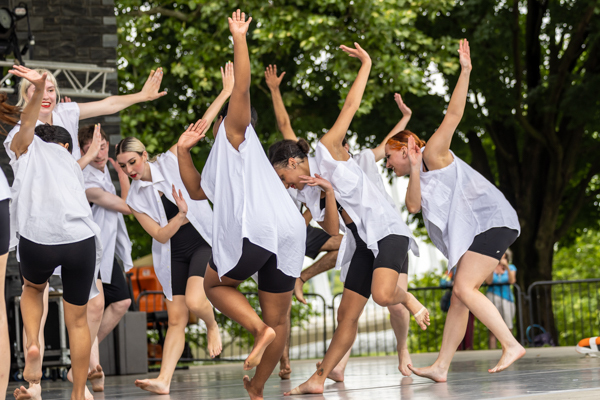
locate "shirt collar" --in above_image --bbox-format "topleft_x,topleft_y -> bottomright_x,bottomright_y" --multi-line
136,161 -> 165,191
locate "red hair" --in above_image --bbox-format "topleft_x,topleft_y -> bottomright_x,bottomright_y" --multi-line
386,130 -> 426,151
0,93 -> 20,135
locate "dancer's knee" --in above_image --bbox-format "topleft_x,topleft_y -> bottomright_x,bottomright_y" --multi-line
372,290 -> 395,308
337,307 -> 360,326
450,290 -> 467,308
388,303 -> 408,318
112,298 -> 131,315
185,295 -> 210,315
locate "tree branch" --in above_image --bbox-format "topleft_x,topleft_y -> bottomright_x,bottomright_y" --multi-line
123,6 -> 199,22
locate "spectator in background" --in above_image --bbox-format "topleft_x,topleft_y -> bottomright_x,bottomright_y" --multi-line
485,249 -> 517,349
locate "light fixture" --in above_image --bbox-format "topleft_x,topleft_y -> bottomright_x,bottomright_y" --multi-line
0,3 -> 34,65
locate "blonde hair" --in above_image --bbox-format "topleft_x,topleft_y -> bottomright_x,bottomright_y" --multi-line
115,136 -> 157,162
17,69 -> 61,107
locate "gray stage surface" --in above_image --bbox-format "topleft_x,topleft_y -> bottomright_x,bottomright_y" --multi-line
6,347 -> 600,399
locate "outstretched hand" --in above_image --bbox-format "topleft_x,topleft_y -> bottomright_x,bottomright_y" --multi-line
87,124 -> 103,159
172,185 -> 188,215
299,174 -> 334,193
108,157 -> 127,176
407,135 -> 422,171
340,42 -> 371,64
60,96 -> 72,103
265,64 -> 286,91
177,119 -> 209,151
228,9 -> 252,37
221,61 -> 234,93
458,39 -> 471,72
141,67 -> 167,101
9,65 -> 47,90
394,93 -> 412,117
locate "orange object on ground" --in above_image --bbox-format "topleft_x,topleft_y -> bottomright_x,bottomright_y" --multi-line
129,264 -> 166,313
576,337 -> 600,354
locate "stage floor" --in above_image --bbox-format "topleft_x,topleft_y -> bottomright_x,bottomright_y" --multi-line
6,347 -> 600,399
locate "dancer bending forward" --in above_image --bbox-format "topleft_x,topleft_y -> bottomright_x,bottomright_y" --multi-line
177,10 -> 306,400
385,39 -> 523,382
285,43 -> 427,396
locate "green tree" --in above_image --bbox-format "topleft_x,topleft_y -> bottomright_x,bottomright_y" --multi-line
114,0 -> 457,259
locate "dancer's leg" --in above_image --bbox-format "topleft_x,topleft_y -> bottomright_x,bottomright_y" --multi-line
135,295 -> 188,395
204,266 -> 276,371
63,300 -> 91,400
387,273 -> 412,376
244,290 -> 293,400
279,302 -> 293,380
0,253 -> 9,397
20,279 -> 47,385
286,289 -> 367,395
409,251 -> 525,381
185,276 -> 222,358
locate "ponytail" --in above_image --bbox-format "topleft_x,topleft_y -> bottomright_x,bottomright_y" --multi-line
386,130 -> 426,151
268,139 -> 310,169
0,93 -> 20,135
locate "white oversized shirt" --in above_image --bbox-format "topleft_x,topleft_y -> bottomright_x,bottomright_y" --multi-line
420,149 -> 520,270
0,169 -> 10,201
83,164 -> 134,284
4,102 -> 82,161
127,150 -> 213,300
9,136 -> 102,299
315,142 -> 419,281
201,121 -> 306,278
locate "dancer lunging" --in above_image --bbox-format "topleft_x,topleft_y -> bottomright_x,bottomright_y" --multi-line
177,11 -> 306,400
285,43 -> 426,396
8,67 -> 103,400
385,40 -> 523,382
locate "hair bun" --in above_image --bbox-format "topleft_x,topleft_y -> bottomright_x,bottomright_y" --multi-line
296,138 -> 310,155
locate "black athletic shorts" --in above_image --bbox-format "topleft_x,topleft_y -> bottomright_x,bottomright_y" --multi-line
19,236 -> 96,306
171,223 -> 212,296
468,227 -> 518,261
305,225 -> 331,259
100,258 -> 131,307
0,199 -> 9,255
209,238 -> 295,293
344,223 -> 409,299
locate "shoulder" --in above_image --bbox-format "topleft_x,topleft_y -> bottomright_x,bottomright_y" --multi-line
509,264 -> 517,271
54,102 -> 80,123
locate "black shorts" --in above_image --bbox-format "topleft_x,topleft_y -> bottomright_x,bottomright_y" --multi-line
344,223 -> 409,299
305,225 -> 331,259
209,238 -> 295,294
0,199 -> 9,255
101,258 -> 131,307
19,236 -> 96,306
171,223 -> 212,296
468,227 -> 518,261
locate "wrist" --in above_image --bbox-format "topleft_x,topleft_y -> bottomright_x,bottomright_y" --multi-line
461,68 -> 472,75
221,88 -> 232,96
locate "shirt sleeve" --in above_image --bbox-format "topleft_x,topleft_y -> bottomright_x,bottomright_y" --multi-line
3,123 -> 23,161
82,168 -> 103,191
509,264 -> 517,272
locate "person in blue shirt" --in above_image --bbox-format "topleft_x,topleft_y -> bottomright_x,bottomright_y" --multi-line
485,249 -> 517,349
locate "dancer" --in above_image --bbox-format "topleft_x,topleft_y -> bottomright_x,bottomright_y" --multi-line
384,40 -> 523,381
0,94 -> 20,400
79,125 -> 134,392
5,65 -> 166,161
284,43 -> 426,396
264,64 -> 343,380
8,67 -> 103,400
267,64 -> 418,377
177,10 -> 306,400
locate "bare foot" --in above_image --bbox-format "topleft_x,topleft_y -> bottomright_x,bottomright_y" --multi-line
407,364 -> 447,382
293,278 -> 307,305
244,326 -> 276,371
67,369 -> 94,399
398,348 -> 412,376
316,361 -> 344,382
243,375 -> 264,400
279,365 -> 292,380
134,378 -> 170,395
284,375 -> 325,395
13,384 -> 41,400
23,344 -> 42,384
488,343 -> 526,373
207,323 -> 223,358
405,293 -> 430,330
88,365 -> 105,392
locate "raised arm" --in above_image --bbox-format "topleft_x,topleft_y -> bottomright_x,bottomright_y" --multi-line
77,124 -> 102,170
85,157 -> 132,215
78,67 -> 166,120
131,185 -> 188,244
320,43 -> 372,161
423,39 -> 471,170
265,64 -> 297,140
201,62 -> 234,136
9,66 -> 46,158
109,157 -> 131,202
371,93 -> 412,162
177,119 -> 209,200
223,9 -> 253,150
405,136 -> 423,213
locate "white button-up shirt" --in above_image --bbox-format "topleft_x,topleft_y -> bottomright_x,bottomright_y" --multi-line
127,150 -> 213,300
201,121 -> 306,279
0,169 -> 10,201
4,102 -> 82,160
9,136 -> 102,299
420,149 -> 520,270
83,164 -> 134,284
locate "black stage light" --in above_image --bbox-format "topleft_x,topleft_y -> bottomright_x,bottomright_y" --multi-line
0,3 -> 34,65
